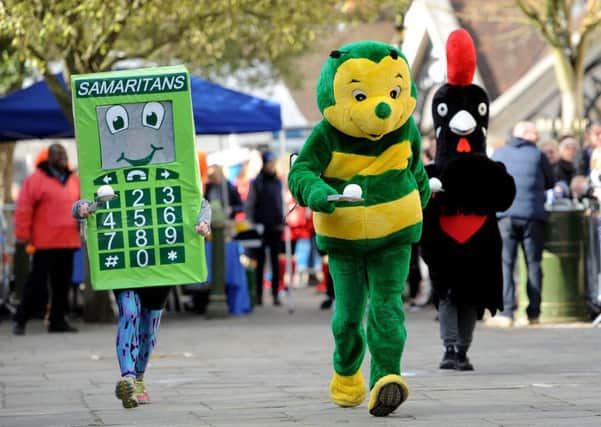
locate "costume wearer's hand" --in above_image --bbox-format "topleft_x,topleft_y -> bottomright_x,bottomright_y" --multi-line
195,222 -> 211,237
307,186 -> 337,213
78,202 -> 92,218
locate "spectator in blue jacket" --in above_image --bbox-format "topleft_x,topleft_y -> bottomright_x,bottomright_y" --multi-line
490,121 -> 555,326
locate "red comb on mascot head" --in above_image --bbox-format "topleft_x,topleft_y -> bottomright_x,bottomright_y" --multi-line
421,28 -> 516,370
446,29 -> 476,86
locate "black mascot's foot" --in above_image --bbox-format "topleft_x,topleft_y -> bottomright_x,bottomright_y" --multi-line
439,345 -> 457,369
456,351 -> 474,371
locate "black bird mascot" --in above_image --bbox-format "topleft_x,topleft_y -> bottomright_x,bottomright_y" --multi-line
420,29 -> 516,371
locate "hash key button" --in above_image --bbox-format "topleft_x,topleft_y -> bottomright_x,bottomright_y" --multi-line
99,252 -> 125,270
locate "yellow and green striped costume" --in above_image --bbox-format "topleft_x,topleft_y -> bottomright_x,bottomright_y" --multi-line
289,118 -> 430,254
287,40 -> 430,414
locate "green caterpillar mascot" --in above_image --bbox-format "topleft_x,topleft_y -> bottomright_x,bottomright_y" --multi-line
288,41 -> 430,417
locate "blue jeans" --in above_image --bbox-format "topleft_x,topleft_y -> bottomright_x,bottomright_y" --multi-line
498,217 -> 545,319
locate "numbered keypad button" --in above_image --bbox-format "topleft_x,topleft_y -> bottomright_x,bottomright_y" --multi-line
157,206 -> 182,225
158,225 -> 184,245
126,208 -> 153,227
155,186 -> 181,205
98,231 -> 124,251
99,252 -> 125,270
159,246 -> 185,265
130,248 -> 156,268
125,188 -> 151,207
96,211 -> 122,230
128,228 -> 155,248
95,191 -> 120,210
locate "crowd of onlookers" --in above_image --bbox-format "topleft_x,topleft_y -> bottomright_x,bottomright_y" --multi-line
540,123 -> 601,204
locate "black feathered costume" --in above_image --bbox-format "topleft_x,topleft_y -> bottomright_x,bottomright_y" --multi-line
421,29 -> 516,318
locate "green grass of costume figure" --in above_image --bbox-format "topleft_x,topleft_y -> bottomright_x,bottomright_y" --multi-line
288,41 -> 431,417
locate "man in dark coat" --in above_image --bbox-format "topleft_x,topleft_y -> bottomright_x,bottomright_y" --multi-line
245,151 -> 284,306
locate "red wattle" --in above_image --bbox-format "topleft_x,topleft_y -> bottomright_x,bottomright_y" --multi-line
457,138 -> 471,153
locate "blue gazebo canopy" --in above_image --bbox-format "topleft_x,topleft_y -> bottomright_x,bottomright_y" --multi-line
0,74 -> 281,140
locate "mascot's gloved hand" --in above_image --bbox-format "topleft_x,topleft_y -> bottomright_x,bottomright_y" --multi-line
308,185 -> 338,213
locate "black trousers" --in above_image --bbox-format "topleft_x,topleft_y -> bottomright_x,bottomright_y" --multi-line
255,229 -> 282,302
14,248 -> 75,327
408,243 -> 422,300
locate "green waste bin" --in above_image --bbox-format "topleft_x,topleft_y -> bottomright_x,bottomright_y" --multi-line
518,209 -> 589,323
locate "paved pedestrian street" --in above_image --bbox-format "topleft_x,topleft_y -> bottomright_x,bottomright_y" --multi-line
1,288 -> 600,427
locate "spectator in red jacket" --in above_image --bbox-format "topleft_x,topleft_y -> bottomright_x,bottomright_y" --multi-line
13,144 -> 81,335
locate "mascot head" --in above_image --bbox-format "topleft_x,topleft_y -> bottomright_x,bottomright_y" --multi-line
432,29 -> 489,165
317,41 -> 418,141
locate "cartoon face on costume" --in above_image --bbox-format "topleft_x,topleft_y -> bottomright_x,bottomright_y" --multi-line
97,101 -> 175,169
432,29 -> 489,165
432,83 -> 489,163
317,41 -> 417,141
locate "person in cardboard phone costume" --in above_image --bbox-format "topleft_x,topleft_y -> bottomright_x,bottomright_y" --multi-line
71,66 -> 210,408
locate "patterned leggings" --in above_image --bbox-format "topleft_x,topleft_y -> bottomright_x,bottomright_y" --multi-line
115,290 -> 162,378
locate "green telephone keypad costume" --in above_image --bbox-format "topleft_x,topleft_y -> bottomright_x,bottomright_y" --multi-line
288,41 -> 430,417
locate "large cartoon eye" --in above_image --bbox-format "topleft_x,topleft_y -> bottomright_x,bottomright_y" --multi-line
142,102 -> 165,129
437,103 -> 448,117
352,90 -> 367,102
106,105 -> 128,134
390,86 -> 401,99
478,102 -> 488,116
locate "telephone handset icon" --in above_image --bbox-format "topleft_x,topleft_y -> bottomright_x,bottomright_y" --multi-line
125,169 -> 148,182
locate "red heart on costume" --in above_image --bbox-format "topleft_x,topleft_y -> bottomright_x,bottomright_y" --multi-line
440,214 -> 486,244
457,138 -> 471,153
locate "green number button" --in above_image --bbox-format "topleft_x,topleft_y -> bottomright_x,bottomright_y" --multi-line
155,186 -> 181,205
127,228 -> 155,248
129,248 -> 156,268
99,252 -> 125,270
94,191 -> 120,210
98,231 -> 124,251
157,205 -> 182,225
126,208 -> 153,227
96,211 -> 122,230
125,188 -> 151,208
158,225 -> 184,245
159,246 -> 185,265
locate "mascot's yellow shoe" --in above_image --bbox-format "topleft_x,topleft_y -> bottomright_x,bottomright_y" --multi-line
368,374 -> 409,417
329,370 -> 366,407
